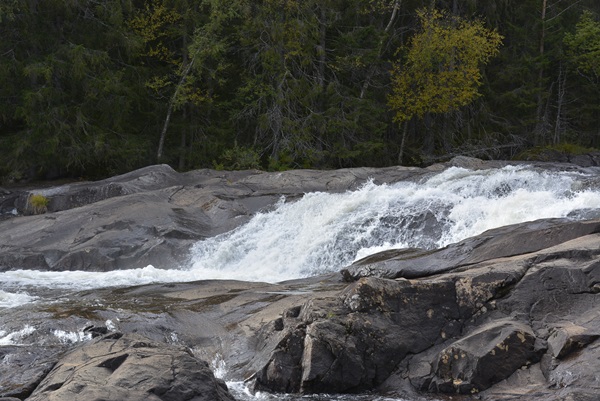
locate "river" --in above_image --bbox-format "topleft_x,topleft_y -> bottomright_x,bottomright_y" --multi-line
2,164 -> 600,400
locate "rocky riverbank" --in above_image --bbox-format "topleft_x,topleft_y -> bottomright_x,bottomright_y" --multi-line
0,159 -> 599,401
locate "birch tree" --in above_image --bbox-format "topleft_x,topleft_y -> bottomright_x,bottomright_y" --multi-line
388,8 -> 502,159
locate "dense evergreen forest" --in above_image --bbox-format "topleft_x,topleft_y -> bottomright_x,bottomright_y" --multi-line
1,0 -> 599,182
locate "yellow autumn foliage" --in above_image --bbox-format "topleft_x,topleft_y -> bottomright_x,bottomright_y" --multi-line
389,8 -> 503,122
128,0 -> 182,65
28,193 -> 49,214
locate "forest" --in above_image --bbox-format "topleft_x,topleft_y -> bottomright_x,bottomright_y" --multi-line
0,0 -> 599,182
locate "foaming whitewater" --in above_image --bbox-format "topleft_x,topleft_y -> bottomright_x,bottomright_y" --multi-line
0,290 -> 37,308
0,325 -> 36,346
187,165 -> 600,282
2,165 -> 600,297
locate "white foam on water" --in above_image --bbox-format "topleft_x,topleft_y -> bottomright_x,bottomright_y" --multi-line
211,353 -> 228,380
105,319 -> 117,331
225,381 -> 415,401
0,165 -> 599,293
187,165 -> 600,282
0,325 -> 36,345
0,290 -> 37,308
52,329 -> 92,344
0,264 -> 197,292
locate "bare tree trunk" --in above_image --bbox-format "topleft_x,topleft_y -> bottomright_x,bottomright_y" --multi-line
157,55 -> 196,162
360,0 -> 401,99
423,113 -> 434,157
317,7 -> 326,92
398,120 -> 408,165
534,0 -> 548,145
553,62 -> 567,145
442,112 -> 452,153
178,107 -> 187,170
270,70 -> 288,161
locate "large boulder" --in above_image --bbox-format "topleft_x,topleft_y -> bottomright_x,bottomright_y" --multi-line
428,320 -> 540,394
249,219 -> 600,400
25,332 -> 235,401
0,190 -> 215,271
342,218 -> 600,280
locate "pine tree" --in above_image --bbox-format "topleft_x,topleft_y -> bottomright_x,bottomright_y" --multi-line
0,0 -> 149,180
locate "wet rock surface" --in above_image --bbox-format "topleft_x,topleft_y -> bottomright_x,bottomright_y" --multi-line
0,160 -> 599,400
0,345 -> 60,399
26,332 -> 235,401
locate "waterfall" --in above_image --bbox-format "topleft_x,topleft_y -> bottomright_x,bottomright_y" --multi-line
1,165 -> 600,299
187,165 -> 600,282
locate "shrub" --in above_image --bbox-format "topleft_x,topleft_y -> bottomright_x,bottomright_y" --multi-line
28,193 -> 49,214
214,145 -> 261,171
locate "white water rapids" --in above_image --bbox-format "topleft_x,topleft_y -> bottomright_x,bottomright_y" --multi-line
2,165 -> 600,307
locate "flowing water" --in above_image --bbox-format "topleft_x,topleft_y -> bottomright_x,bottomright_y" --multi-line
3,164 -> 600,300
2,164 -> 600,400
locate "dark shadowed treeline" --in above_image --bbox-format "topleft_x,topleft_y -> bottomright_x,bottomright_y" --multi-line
0,0 -> 599,181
